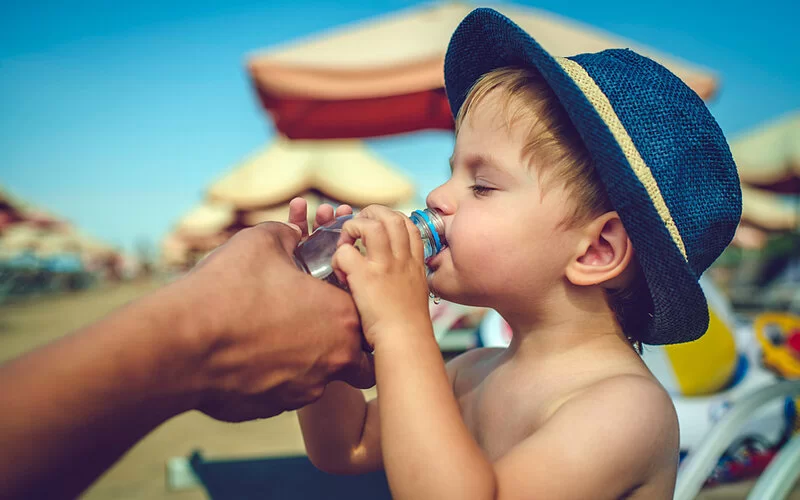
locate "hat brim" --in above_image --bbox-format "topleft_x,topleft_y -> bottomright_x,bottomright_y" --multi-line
444,8 -> 709,345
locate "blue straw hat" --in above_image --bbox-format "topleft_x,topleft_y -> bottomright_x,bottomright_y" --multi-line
444,8 -> 742,345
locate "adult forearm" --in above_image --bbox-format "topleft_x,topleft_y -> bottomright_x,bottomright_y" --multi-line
374,329 -> 496,500
298,381 -> 378,473
0,280 -> 202,499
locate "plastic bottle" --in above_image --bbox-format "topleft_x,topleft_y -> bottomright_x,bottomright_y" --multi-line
293,208 -> 446,290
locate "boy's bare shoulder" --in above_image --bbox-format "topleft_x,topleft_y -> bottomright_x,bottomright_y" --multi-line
547,373 -> 679,474
557,373 -> 677,440
492,374 -> 679,499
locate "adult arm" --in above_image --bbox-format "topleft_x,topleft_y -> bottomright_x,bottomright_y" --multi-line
0,222 -> 373,499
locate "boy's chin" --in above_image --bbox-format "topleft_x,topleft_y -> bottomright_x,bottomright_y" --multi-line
429,286 -> 489,309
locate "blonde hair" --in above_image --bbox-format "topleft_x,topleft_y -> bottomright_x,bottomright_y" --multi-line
455,67 -> 611,227
456,67 -> 649,351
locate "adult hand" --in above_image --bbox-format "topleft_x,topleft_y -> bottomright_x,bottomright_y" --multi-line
0,219 -> 374,498
182,220 -> 375,422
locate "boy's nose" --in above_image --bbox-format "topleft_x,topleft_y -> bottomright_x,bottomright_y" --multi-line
426,183 -> 455,216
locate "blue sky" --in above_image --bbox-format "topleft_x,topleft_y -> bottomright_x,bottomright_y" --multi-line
2,0 -> 798,252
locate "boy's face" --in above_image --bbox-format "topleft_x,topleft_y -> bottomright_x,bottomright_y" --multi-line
426,89 -> 585,312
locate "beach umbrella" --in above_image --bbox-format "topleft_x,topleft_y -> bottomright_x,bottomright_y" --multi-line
0,186 -> 33,230
731,223 -> 769,250
0,209 -> 17,231
240,190 -> 324,227
74,232 -> 117,258
740,184 -> 799,232
0,185 -> 25,211
34,231 -> 83,258
731,112 -> 800,194
208,138 -> 415,210
160,233 -> 190,267
239,189 -> 422,227
248,3 -> 718,139
0,223 -> 44,253
176,201 -> 237,238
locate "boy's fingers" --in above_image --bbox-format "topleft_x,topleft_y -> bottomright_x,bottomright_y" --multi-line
404,217 -> 425,262
339,218 -> 391,262
331,244 -> 365,281
288,198 -> 310,237
355,205 -> 409,258
382,212 -> 412,260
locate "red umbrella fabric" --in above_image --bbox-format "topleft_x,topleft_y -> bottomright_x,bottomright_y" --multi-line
248,3 -> 718,139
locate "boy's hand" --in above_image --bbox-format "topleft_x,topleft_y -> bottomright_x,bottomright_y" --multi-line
332,205 -> 432,348
288,197 -> 353,237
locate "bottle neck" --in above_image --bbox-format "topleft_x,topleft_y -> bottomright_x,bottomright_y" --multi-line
411,208 -> 447,260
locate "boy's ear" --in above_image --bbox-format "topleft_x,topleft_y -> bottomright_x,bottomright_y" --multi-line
565,212 -> 634,288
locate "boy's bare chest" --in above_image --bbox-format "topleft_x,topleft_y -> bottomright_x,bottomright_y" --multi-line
454,364 -> 572,462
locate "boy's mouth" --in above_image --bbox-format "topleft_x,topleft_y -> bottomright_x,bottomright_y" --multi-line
426,247 -> 448,269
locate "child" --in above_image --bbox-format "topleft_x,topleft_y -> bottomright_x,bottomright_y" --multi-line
289,8 -> 741,499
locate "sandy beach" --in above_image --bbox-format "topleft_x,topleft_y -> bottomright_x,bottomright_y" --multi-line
1,281 -> 796,499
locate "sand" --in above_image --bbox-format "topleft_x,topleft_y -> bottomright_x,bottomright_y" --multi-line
0,280 -> 796,499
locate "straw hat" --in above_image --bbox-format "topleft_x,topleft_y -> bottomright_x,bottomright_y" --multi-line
176,201 -> 237,237
208,138 -> 415,210
445,8 -> 740,345
731,112 -> 800,191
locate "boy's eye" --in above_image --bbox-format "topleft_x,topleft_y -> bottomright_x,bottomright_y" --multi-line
470,185 -> 495,197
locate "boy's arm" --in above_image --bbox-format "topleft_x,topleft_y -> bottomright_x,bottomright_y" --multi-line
297,340 -> 475,475
378,336 -> 676,500
374,328 -> 497,500
297,381 -> 383,474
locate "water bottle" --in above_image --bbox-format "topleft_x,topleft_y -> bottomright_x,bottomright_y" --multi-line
293,208 -> 446,290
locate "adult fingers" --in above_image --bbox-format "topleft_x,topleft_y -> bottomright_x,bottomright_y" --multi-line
313,204 -> 335,231
334,204 -> 353,218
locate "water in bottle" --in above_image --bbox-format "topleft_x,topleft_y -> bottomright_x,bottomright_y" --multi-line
294,208 -> 446,291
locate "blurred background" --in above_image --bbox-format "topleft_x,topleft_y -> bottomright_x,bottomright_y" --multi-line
1,1 -> 798,499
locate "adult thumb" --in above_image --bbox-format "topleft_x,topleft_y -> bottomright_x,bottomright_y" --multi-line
258,221 -> 302,255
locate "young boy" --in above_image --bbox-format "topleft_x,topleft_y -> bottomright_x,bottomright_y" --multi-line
289,8 -> 741,499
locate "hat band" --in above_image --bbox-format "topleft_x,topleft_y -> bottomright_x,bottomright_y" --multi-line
555,57 -> 688,262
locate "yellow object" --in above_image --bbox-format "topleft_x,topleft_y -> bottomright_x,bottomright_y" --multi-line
754,312 -> 800,379
663,306 -> 739,396
644,276 -> 740,396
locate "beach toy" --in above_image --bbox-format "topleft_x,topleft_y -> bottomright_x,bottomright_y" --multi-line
755,313 -> 800,379
641,275 -> 739,396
